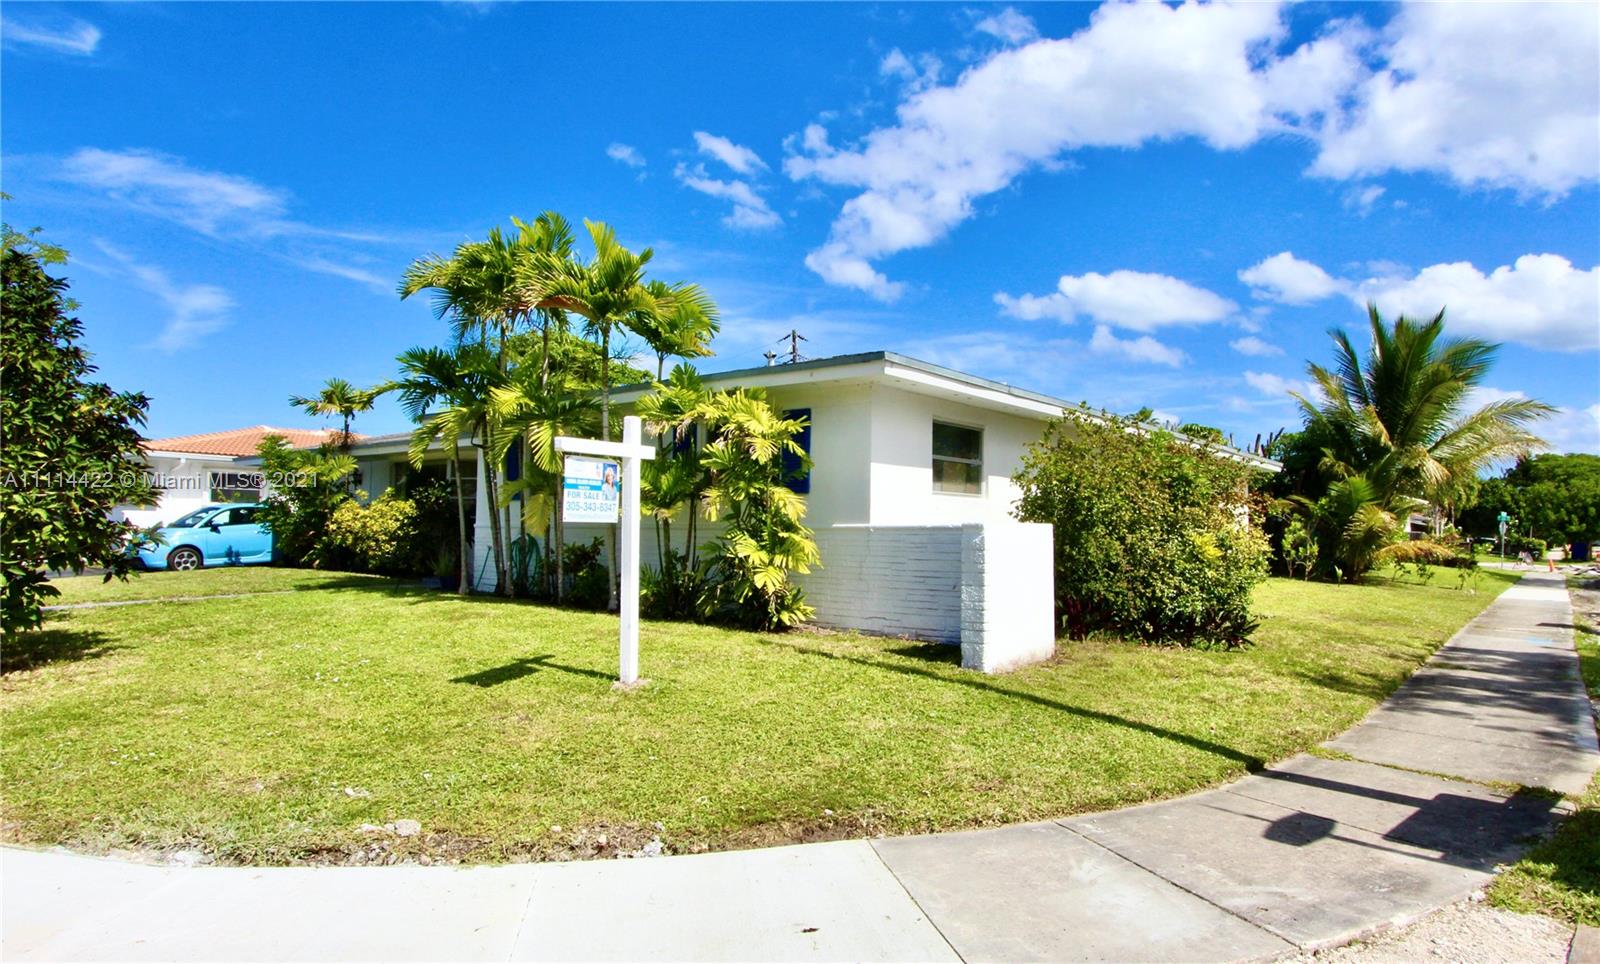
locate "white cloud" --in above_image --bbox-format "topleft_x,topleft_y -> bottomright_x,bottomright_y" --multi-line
1342,184 -> 1385,216
788,1 -> 1286,298
673,163 -> 780,230
692,131 -> 768,176
973,7 -> 1039,46
1089,325 -> 1186,367
788,2 -> 1598,298
57,148 -> 290,236
1310,3 -> 1600,197
1244,370 -> 1318,401
52,147 -> 413,294
96,242 -> 232,352
1353,254 -> 1600,352
880,48 -> 943,94
1479,389 -> 1600,454
1542,404 -> 1600,454
1238,251 -> 1344,305
1463,386 -> 1528,410
1230,336 -> 1283,357
1,15 -> 101,55
290,256 -> 392,292
606,143 -> 646,168
996,269 -> 1236,332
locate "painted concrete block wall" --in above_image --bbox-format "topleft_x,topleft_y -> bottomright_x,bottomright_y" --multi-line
960,522 -> 1056,673
798,525 -> 965,642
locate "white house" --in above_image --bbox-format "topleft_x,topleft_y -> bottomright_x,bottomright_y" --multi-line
116,425 -> 352,528
341,351 -> 1280,672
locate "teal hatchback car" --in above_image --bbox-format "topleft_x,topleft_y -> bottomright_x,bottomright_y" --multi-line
133,503 -> 274,570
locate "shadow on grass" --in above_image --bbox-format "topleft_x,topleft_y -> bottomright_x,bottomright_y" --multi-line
1,627 -> 120,674
1290,666 -> 1411,701
768,638 -> 1265,769
451,653 -> 614,687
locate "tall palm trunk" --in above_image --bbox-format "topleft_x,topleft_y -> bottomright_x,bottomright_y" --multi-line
600,322 -> 619,611
554,480 -> 566,603
600,324 -> 612,441
479,433 -> 509,595
449,446 -> 470,596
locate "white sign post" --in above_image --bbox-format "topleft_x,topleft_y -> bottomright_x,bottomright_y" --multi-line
554,415 -> 655,686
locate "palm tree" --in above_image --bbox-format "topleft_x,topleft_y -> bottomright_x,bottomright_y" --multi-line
289,377 -> 377,450
630,280 -> 720,379
489,363 -> 599,601
401,238 -> 527,593
1290,304 -> 1552,576
378,344 -> 499,595
637,363 -> 712,565
526,220 -> 660,442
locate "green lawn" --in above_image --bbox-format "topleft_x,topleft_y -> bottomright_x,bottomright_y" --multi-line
1,568 -> 1517,865
47,568 -> 404,606
1488,593 -> 1599,926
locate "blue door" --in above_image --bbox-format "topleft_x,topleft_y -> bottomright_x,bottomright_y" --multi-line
207,506 -> 272,564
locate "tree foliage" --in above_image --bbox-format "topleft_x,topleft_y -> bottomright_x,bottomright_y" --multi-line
1271,305 -> 1550,579
1,239 -> 155,635
255,438 -> 357,567
1013,414 -> 1268,647
637,368 -> 818,630
1459,454 -> 1600,547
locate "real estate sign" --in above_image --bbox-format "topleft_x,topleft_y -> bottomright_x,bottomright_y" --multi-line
563,456 -> 621,524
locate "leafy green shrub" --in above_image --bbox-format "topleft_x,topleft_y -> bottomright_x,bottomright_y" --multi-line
560,537 -> 611,611
1013,414 -> 1269,648
637,372 -> 819,630
641,548 -> 704,620
1280,518 -> 1318,580
257,437 -> 357,566
316,490 -> 426,575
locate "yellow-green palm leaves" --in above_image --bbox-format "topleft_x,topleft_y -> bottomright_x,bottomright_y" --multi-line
289,377 -> 379,448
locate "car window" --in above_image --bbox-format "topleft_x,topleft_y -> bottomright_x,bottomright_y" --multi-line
208,509 -> 236,526
170,508 -> 219,528
225,507 -> 259,526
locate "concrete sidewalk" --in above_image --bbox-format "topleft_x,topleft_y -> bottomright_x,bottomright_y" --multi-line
5,571 -> 1596,962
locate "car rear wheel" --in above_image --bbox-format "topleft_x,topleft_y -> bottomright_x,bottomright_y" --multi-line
168,547 -> 203,571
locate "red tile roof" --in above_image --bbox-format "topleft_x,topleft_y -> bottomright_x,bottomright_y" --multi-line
143,425 -> 363,457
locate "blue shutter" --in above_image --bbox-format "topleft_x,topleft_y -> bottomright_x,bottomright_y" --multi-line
782,408 -> 811,494
672,423 -> 698,456
504,436 -> 522,489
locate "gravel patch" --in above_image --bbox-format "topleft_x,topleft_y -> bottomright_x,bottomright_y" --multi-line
1279,898 -> 1573,963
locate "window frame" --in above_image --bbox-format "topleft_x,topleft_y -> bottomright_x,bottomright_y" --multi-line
931,419 -> 985,496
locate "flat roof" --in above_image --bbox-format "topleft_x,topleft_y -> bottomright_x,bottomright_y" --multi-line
614,350 -> 1281,471
327,350 -> 1279,471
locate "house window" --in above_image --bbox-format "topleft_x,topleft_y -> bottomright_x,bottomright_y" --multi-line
932,421 -> 982,494
782,409 -> 811,494
209,471 -> 262,503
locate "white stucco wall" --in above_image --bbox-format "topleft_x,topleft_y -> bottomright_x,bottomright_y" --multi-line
462,377 -> 1061,671
960,521 -> 1056,672
863,384 -> 1041,526
113,454 -> 238,528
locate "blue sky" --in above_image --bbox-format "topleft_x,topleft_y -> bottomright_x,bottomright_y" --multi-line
3,1 -> 1597,451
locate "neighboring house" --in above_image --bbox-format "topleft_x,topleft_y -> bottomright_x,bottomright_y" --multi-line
337,351 -> 1280,671
115,425 -> 355,528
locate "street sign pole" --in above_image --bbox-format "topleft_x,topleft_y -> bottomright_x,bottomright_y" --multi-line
554,414 -> 655,687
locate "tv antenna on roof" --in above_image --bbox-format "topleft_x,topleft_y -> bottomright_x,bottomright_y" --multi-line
777,329 -> 808,365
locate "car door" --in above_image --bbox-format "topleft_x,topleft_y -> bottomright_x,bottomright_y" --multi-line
230,506 -> 273,562
209,506 -> 271,564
